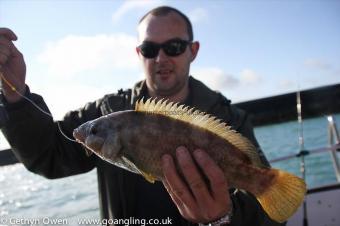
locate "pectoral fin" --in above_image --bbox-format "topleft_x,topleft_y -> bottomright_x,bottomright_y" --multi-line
121,156 -> 156,183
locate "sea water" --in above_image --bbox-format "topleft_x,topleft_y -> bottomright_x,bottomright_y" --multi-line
255,113 -> 340,188
0,113 -> 339,225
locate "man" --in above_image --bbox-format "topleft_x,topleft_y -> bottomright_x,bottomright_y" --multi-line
0,6 -> 282,226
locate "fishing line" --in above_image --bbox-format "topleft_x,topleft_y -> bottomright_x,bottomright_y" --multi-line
0,71 -> 77,143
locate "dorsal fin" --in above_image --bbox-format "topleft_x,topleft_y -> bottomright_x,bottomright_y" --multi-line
135,98 -> 265,168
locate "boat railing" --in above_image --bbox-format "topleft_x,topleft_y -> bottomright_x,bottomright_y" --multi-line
269,115 -> 340,183
327,115 -> 340,181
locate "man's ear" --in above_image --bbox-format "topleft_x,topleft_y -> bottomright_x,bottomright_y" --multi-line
136,47 -> 141,56
136,47 -> 144,60
190,41 -> 200,62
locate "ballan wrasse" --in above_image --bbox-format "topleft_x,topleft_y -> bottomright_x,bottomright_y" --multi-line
73,98 -> 306,223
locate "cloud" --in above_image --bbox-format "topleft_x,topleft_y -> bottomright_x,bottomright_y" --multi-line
37,33 -> 139,78
30,71 -> 142,120
304,59 -> 332,71
41,84 -> 109,120
192,67 -> 264,91
112,0 -> 166,24
187,8 -> 209,24
192,67 -> 239,90
239,69 -> 262,84
191,67 -> 268,103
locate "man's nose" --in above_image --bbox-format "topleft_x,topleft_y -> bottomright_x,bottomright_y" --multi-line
155,48 -> 169,63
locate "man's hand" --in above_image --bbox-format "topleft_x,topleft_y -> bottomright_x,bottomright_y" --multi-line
161,146 -> 232,224
0,28 -> 26,103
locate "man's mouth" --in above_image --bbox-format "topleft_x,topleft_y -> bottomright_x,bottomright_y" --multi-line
157,69 -> 173,78
158,69 -> 172,73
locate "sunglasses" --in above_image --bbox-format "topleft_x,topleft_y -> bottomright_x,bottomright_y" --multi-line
137,39 -> 192,59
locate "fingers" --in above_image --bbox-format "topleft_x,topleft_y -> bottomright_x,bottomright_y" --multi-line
0,28 -> 26,103
193,149 -> 231,219
0,28 -> 18,41
0,37 -> 11,66
9,41 -> 23,60
176,147 -> 213,207
162,147 -> 232,223
162,179 -> 195,222
193,149 -> 229,201
162,153 -> 197,212
0,28 -> 22,66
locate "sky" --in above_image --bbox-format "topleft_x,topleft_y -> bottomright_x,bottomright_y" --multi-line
0,0 -> 339,122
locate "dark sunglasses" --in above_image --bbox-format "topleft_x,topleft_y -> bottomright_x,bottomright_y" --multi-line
137,39 -> 192,59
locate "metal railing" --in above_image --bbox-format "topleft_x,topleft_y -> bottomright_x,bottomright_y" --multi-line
328,116 -> 340,181
269,115 -> 340,183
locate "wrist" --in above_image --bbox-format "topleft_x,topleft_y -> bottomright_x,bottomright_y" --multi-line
199,203 -> 233,226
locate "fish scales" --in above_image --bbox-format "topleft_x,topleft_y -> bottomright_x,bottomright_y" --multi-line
73,98 -> 306,223
118,111 -> 261,189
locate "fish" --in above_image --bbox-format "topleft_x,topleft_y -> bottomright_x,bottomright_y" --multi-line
73,98 -> 306,223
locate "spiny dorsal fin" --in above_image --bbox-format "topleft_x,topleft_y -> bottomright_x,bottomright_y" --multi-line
135,98 -> 265,168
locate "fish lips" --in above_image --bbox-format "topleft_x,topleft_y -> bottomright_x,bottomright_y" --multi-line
73,127 -> 85,143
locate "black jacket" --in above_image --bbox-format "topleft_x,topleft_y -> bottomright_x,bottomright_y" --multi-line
1,76 -> 282,226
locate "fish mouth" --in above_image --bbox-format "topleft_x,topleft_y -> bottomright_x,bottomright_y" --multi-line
73,127 -> 85,143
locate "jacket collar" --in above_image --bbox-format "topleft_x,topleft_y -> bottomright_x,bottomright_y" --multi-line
130,76 -> 224,113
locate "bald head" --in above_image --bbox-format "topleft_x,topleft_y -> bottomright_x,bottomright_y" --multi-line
138,6 -> 193,42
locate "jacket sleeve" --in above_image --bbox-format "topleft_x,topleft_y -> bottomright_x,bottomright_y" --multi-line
1,87 -> 102,179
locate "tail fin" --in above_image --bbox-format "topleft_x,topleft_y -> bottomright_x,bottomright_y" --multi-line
256,169 -> 306,223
